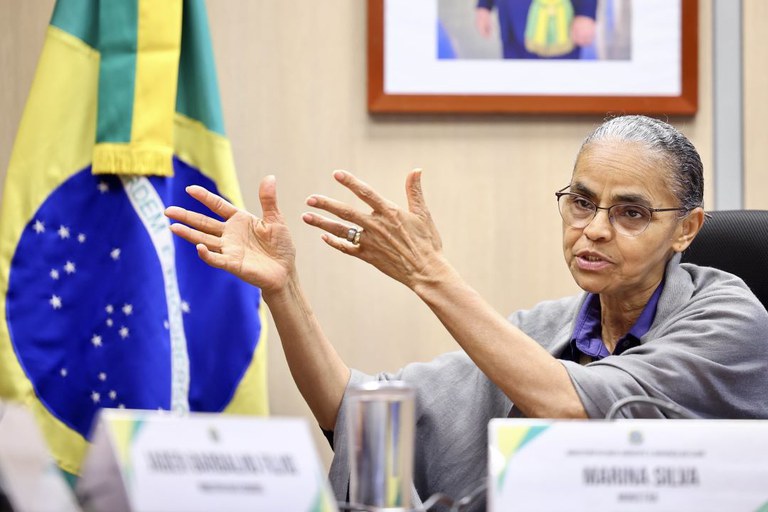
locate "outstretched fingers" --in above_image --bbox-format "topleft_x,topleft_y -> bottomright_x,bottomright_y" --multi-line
302,212 -> 361,242
405,168 -> 428,214
168,222 -> 223,253
306,194 -> 368,227
165,206 -> 225,237
333,170 -> 393,212
185,185 -> 238,220
196,243 -> 229,269
165,185 -> 237,253
319,232 -> 362,255
258,175 -> 283,223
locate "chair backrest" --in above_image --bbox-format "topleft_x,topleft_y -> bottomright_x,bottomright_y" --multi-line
680,210 -> 768,309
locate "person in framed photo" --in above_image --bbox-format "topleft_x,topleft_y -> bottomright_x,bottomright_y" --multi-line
475,0 -> 598,59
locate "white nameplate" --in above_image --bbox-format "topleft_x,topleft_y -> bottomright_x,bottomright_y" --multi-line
77,409 -> 338,512
489,418 -> 768,511
0,401 -> 80,512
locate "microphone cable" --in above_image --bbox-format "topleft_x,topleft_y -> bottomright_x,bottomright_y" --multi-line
605,396 -> 696,420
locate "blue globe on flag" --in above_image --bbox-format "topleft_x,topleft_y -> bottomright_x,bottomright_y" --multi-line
7,158 -> 262,438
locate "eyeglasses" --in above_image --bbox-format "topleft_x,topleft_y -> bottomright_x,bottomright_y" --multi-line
555,185 -> 689,237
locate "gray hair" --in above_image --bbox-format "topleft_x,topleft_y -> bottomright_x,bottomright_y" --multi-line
579,115 -> 704,212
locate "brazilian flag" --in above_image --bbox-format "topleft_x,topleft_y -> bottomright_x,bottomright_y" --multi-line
0,0 -> 268,477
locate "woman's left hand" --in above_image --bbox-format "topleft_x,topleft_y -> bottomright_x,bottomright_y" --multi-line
303,169 -> 446,289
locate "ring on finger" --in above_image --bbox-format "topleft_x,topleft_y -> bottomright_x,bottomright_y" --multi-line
345,227 -> 363,245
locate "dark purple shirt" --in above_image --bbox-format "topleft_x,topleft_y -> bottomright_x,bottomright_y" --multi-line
562,282 -> 664,362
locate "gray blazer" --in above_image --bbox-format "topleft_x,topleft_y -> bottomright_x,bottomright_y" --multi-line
329,254 -> 768,510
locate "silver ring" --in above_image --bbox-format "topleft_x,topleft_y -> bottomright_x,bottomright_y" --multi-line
345,227 -> 363,245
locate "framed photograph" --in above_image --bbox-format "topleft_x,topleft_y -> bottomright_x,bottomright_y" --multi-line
367,0 -> 698,115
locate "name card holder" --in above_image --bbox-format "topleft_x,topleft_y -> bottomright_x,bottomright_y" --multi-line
0,401 -> 80,512
489,418 -> 768,511
76,409 -> 337,512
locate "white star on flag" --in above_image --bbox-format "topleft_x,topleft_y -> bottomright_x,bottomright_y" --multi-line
33,220 -> 45,234
78,233 -> 86,243
122,303 -> 133,315
98,372 -> 107,381
109,390 -> 117,400
91,334 -> 103,348
58,225 -> 70,239
110,248 -> 121,260
105,304 -> 114,314
64,261 -> 76,274
60,368 -> 68,377
119,326 -> 130,339
97,181 -> 109,193
106,318 -> 113,327
50,295 -> 62,309
50,269 -> 60,280
181,301 -> 190,314
91,391 -> 101,403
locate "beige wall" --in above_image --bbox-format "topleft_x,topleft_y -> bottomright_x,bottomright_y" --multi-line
1,1 -> 717,469
744,0 -> 768,208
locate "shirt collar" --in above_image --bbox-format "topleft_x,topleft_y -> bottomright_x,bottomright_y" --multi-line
627,281 -> 664,340
568,280 -> 665,361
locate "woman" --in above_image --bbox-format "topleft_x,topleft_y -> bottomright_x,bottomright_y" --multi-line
164,116 -> 768,508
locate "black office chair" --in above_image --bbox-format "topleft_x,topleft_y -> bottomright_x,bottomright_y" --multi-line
680,210 -> 768,309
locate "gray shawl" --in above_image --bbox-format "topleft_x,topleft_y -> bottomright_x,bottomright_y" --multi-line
328,255 -> 768,509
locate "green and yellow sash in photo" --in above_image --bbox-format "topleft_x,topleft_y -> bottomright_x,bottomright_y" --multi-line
525,0 -> 576,57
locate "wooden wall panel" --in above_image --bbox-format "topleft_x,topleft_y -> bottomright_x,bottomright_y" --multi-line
744,0 -> 768,209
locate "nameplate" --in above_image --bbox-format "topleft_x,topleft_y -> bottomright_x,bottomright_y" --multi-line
489,418 -> 768,511
0,401 -> 80,512
77,409 -> 337,512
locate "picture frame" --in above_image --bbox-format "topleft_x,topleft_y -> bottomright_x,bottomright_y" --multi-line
367,0 -> 698,115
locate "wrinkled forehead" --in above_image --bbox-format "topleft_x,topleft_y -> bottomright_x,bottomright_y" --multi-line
571,140 -> 677,205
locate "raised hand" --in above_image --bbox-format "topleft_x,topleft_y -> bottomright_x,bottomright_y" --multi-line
164,175 -> 296,296
571,15 -> 596,47
302,169 -> 447,290
475,7 -> 494,38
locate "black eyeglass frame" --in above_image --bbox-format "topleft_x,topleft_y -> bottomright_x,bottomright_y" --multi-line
554,185 -> 691,237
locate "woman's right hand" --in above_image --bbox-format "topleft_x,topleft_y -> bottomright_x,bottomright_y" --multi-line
164,175 -> 296,296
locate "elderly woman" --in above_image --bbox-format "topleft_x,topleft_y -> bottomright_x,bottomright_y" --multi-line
165,115 -> 768,508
